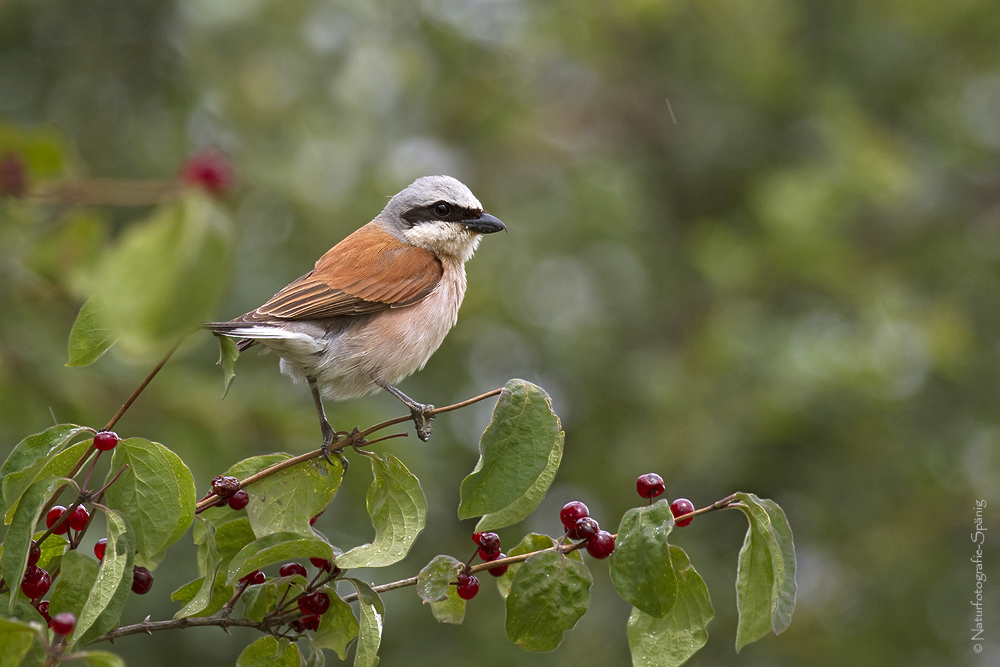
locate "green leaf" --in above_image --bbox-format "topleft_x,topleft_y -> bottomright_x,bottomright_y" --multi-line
311,595 -> 360,660
227,533 -> 335,584
2,478 -> 54,613
49,551 -> 100,619
347,579 -> 384,667
610,500 -> 678,618
33,532 -> 69,571
0,615 -> 42,667
66,294 -> 118,366
627,545 -> 715,667
244,455 -> 343,539
729,492 -> 796,651
74,509 -> 135,646
218,335 -> 239,398
236,636 -> 300,667
1,424 -> 90,522
83,191 -> 234,357
458,380 -> 564,531
417,555 -> 463,603
495,533 -> 574,599
758,497 -> 796,634
240,581 -> 279,622
417,555 -> 465,624
102,438 -> 196,568
336,453 -> 426,569
505,550 -> 592,652
77,650 -> 126,667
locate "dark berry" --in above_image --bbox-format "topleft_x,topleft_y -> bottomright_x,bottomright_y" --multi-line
560,501 -> 589,530
670,498 -> 696,527
20,566 -> 51,600
488,555 -> 509,577
50,612 -> 76,636
0,152 -> 26,198
479,547 -> 502,562
131,566 -> 153,594
46,506 -> 70,535
68,505 -> 90,531
240,569 -> 265,586
279,562 -> 308,579
569,516 -> 600,541
586,531 -> 615,559
298,591 -> 330,616
94,538 -> 108,561
211,475 -> 240,496
636,473 -> 666,500
36,601 -> 52,624
93,431 -> 119,451
475,532 -> 501,556
456,573 -> 479,600
471,532 -> 484,544
310,557 -> 333,571
180,150 -> 235,195
27,541 -> 40,567
291,615 -> 321,633
228,489 -> 249,510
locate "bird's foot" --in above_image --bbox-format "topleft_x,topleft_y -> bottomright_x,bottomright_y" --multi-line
410,403 -> 435,442
320,421 -> 349,473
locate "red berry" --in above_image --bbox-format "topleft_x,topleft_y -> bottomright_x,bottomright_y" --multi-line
670,498 -> 696,527
20,566 -> 51,600
36,601 -> 52,624
68,505 -> 90,531
291,614 -> 321,633
94,538 -> 108,561
310,557 -> 332,571
476,532 -> 501,556
50,612 -> 76,636
488,555 -> 509,577
27,541 -> 40,567
636,473 -> 666,500
180,150 -> 235,195
569,516 -> 600,541
560,501 -> 589,530
298,591 -> 330,616
586,531 -> 615,559
240,569 -> 265,586
279,562 -> 308,578
93,431 -> 119,451
456,573 -> 479,600
228,490 -> 250,510
46,506 -> 69,535
0,152 -> 26,197
131,566 -> 153,594
479,547 -> 502,562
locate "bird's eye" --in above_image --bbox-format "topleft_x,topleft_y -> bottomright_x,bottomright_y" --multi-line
433,202 -> 451,218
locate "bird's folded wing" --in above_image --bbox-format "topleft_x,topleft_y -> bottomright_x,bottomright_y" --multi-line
245,223 -> 443,321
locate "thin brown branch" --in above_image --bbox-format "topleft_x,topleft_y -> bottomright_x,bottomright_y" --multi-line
195,387 -> 505,512
28,178 -> 181,207
105,338 -> 184,432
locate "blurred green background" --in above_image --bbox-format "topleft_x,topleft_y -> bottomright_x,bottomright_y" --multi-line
1,0 -> 998,665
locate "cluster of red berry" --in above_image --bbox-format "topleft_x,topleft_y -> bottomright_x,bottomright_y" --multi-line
636,472 -> 696,526
206,475 -> 249,510
559,501 -> 615,558
179,150 -> 234,196
233,557 -> 340,633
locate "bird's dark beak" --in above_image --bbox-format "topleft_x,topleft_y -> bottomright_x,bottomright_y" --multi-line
461,212 -> 506,234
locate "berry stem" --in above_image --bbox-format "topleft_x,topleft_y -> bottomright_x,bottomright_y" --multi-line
104,338 -> 184,432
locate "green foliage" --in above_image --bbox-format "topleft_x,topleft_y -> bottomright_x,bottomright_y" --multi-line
65,296 -> 117,367
610,500 -> 678,618
347,579 -> 384,667
417,555 -> 466,623
236,637 -> 299,667
0,615 -> 41,667
458,380 -> 564,531
504,550 -> 593,652
1,425 -> 90,522
311,596 -> 360,660
226,533 -> 335,585
242,456 -> 342,540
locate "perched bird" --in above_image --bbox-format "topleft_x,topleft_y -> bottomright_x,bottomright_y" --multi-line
207,175 -> 505,454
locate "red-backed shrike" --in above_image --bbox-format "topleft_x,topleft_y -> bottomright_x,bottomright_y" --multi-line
208,175 -> 505,452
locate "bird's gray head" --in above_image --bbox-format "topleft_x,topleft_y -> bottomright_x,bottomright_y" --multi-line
378,175 -> 505,262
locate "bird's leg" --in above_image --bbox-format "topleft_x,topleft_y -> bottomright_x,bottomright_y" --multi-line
376,380 -> 435,442
308,375 -> 348,472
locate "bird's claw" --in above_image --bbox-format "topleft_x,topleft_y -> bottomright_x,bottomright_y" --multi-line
320,422 -> 349,473
410,404 -> 435,442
